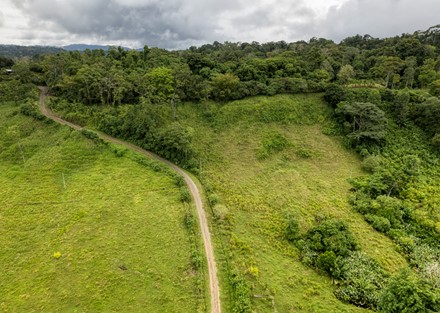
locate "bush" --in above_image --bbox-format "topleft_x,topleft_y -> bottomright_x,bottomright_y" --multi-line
174,175 -> 185,187
373,196 -> 405,229
377,270 -> 440,313
316,250 -> 338,274
184,211 -> 194,230
296,147 -> 313,158
20,102 -> 47,121
335,252 -> 389,309
365,214 -> 391,233
429,79 -> 440,97
258,131 -> 290,159
285,215 -> 300,241
432,133 -> 440,151
208,193 -> 219,206
361,155 -> 383,173
213,204 -> 229,222
324,83 -> 346,108
229,271 -> 252,313
190,248 -> 202,270
303,219 -> 359,258
80,129 -> 106,145
112,145 -> 127,157
180,187 -> 191,203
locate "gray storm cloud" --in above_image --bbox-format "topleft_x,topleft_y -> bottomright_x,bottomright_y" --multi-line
7,0 -> 440,48
318,0 -> 440,41
12,0 -> 240,47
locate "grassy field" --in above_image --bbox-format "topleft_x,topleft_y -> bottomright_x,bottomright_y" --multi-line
0,102 -> 205,312
178,94 -> 408,312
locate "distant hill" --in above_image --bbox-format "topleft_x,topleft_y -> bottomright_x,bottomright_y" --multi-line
0,45 -> 64,58
62,44 -> 133,51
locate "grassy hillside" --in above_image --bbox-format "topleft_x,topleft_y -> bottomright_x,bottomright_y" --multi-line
46,92 -> 416,311
0,102 -> 205,312
178,94 -> 408,312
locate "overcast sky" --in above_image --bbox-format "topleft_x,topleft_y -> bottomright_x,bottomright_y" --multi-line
0,0 -> 439,49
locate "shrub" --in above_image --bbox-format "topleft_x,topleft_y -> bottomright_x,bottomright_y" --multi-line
432,133 -> 440,151
229,271 -> 252,313
365,214 -> 391,233
208,193 -> 219,206
112,145 -> 127,157
335,252 -> 389,309
296,147 -> 313,158
184,211 -> 194,230
258,131 -> 290,159
174,175 -> 185,187
213,204 -> 229,222
285,215 -> 300,241
324,83 -> 346,108
20,102 -> 47,121
410,244 -> 440,289
316,250 -> 338,274
377,270 -> 440,313
80,129 -> 106,145
303,219 -> 359,258
361,155 -> 383,173
191,248 -> 202,270
180,187 -> 191,203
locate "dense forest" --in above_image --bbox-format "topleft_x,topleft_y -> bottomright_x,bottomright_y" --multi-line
1,25 -> 440,312
0,44 -> 64,58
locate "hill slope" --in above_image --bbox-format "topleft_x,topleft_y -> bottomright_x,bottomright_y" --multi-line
0,102 -> 205,312
179,94 -> 408,312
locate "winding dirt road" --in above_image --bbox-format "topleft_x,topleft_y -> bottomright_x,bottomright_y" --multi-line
38,87 -> 221,313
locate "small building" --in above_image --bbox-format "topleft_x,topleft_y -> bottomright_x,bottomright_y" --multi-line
5,69 -> 12,75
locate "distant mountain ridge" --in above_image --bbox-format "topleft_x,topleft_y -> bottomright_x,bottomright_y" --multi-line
62,44 -> 133,51
1,24 -> 440,58
0,44 -> 64,58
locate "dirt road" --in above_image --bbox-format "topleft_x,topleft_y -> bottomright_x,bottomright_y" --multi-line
38,87 -> 221,313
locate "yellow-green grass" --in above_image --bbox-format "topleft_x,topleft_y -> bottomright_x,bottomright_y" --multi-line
0,103 -> 203,312
179,94 -> 408,312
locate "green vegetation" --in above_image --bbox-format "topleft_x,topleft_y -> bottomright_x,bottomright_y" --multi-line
180,94 -> 408,312
0,102 -> 205,312
326,86 -> 440,311
4,24 -> 440,312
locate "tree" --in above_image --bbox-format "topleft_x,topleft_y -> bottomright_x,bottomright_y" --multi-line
378,271 -> 439,313
145,66 -> 175,104
392,91 -> 410,124
71,64 -> 105,104
155,122 -> 195,166
304,219 -> 359,257
370,56 -> 404,88
337,64 -> 355,83
210,72 -> 240,101
413,97 -> 440,135
403,57 -> 417,88
429,79 -> 440,97
336,102 -> 388,145
0,56 -> 14,68
324,84 -> 346,108
418,59 -> 439,88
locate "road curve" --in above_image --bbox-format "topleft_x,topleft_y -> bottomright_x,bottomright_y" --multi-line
38,87 -> 221,313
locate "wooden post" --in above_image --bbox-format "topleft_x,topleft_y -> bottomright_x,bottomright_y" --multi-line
62,173 -> 66,189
